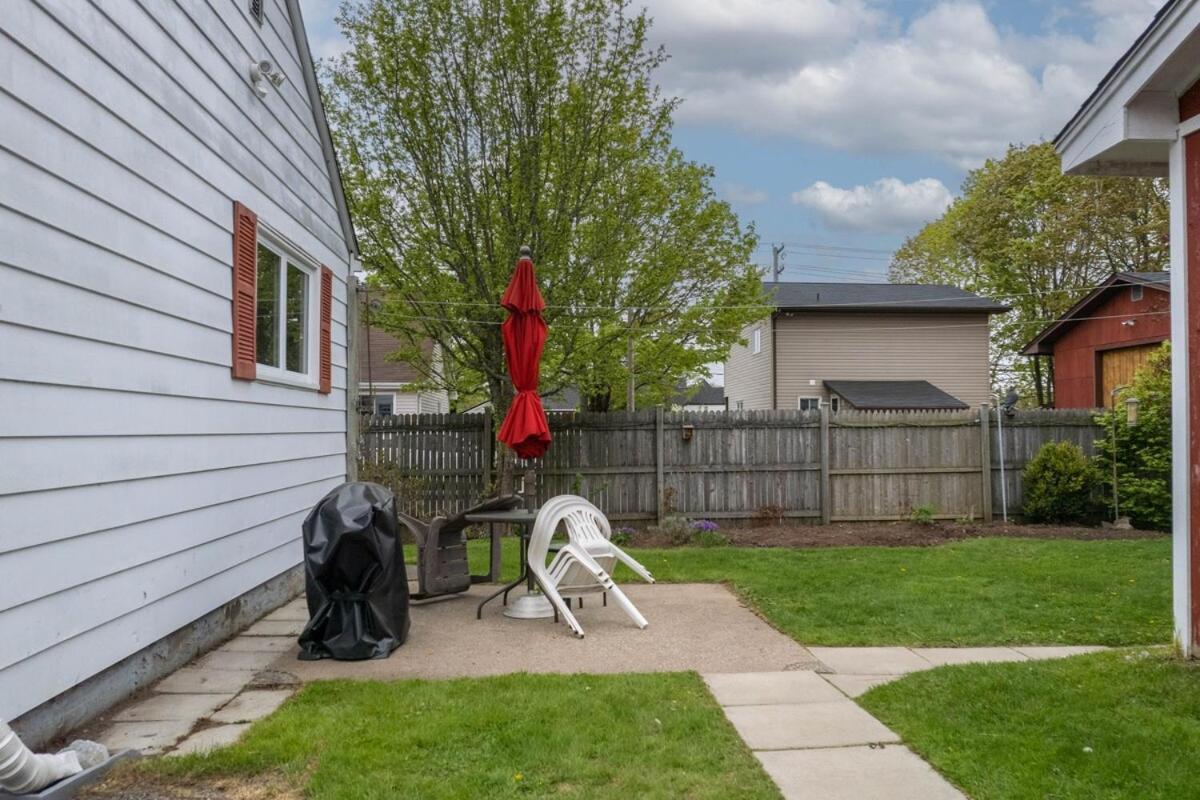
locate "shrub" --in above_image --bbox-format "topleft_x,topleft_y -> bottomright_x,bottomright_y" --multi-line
1022,441 -> 1101,524
611,526 -> 635,547
1093,343 -> 1172,530
909,504 -> 937,525
655,514 -> 693,546
691,529 -> 729,547
690,519 -> 719,532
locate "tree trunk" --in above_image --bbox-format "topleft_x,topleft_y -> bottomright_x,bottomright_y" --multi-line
1032,356 -> 1045,408
489,375 -> 517,496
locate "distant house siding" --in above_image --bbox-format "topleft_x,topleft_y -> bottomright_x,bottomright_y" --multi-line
773,312 -> 993,409
724,319 -> 773,410
0,0 -> 351,721
1050,287 -> 1170,408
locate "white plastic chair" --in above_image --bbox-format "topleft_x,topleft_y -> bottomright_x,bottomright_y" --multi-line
527,495 -> 655,637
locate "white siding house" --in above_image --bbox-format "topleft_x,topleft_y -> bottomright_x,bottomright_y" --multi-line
0,0 -> 357,738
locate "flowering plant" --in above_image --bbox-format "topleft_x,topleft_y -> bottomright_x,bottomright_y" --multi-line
690,519 -> 719,532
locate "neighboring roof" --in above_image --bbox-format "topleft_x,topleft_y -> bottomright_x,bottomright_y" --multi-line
285,0 -> 358,256
1021,271 -> 1170,356
674,380 -> 725,407
824,380 -> 969,411
460,387 -> 581,414
1054,0 -> 1181,146
357,323 -> 433,384
768,282 -> 1009,314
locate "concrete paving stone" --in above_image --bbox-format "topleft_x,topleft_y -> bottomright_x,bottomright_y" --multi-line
809,647 -> 934,676
704,671 -> 847,707
914,647 -> 1028,667
218,636 -> 297,653
210,689 -> 294,724
755,745 -> 966,800
155,668 -> 256,695
113,692 -> 235,723
261,602 -> 309,623
169,724 -> 251,757
1014,646 -> 1107,660
820,674 -> 899,698
97,719 -> 195,756
243,619 -> 304,637
723,702 -> 900,750
195,649 -> 280,671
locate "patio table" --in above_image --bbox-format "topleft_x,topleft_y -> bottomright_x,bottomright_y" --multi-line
467,508 -> 554,620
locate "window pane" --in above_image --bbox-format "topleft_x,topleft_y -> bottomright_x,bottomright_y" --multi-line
285,264 -> 308,373
256,244 -> 280,367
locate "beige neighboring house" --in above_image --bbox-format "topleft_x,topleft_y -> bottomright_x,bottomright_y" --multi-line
357,324 -> 450,415
724,283 -> 1008,412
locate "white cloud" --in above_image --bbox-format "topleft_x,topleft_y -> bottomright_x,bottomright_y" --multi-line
791,177 -> 954,232
722,183 -> 769,205
647,0 -> 1159,168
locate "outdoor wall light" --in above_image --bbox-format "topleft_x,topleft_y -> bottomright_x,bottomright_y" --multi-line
681,424 -> 695,441
249,60 -> 285,98
1125,395 -> 1140,428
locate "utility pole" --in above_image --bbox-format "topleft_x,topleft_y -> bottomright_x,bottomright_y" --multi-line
771,243 -> 786,282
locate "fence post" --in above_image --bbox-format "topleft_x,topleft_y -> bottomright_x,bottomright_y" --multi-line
481,413 -> 493,494
655,405 -> 665,523
819,404 -> 831,524
979,404 -> 993,523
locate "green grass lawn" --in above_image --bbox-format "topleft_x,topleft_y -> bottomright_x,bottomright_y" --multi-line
859,649 -> 1200,799
467,536 -> 1171,646
136,673 -> 778,800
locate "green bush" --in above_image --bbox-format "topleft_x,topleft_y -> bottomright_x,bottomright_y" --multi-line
909,504 -> 937,525
1093,343 -> 1172,531
1022,441 -> 1101,523
691,529 -> 730,547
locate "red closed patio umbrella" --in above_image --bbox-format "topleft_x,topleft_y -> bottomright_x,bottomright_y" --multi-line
497,246 -> 552,459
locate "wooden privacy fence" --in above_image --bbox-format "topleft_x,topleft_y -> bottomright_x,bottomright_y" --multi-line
358,408 -> 1104,523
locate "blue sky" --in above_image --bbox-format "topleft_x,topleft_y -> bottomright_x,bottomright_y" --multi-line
299,0 -> 1160,281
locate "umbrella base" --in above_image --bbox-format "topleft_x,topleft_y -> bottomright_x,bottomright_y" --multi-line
504,591 -> 555,619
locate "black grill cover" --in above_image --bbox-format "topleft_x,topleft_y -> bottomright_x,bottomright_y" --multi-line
298,482 -> 410,660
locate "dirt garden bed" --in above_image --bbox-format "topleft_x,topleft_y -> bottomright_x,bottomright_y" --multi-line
625,520 -> 1165,549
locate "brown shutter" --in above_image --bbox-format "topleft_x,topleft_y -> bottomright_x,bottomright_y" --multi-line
319,266 -> 333,394
231,202 -> 258,380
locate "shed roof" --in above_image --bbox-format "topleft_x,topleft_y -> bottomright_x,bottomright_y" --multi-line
824,380 -> 969,410
357,323 -> 434,385
1020,271 -> 1170,356
768,282 -> 1008,314
674,380 -> 725,407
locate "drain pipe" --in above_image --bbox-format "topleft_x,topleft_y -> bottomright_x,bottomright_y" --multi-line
0,719 -> 82,794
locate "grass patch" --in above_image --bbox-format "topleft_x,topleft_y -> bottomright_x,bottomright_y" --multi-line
859,649 -> 1200,799
466,536 -> 1170,646
137,673 -> 778,800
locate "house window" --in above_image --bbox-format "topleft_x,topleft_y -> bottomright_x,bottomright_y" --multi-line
829,396 -> 841,413
798,397 -> 820,411
255,235 -> 316,382
752,327 -> 762,354
736,400 -> 744,410
248,0 -> 264,25
1131,285 -> 1144,302
374,395 -> 394,415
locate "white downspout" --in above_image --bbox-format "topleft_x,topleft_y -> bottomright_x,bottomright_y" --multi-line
0,720 -> 82,794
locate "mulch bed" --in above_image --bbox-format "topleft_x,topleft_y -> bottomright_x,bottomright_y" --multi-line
627,520 -> 1166,549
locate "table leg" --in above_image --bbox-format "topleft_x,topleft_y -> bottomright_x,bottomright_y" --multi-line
477,563 -> 528,619
489,521 -> 501,583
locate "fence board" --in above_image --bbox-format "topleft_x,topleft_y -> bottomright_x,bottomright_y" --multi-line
358,408 -> 1104,523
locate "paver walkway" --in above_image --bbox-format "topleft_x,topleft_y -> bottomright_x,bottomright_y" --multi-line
705,645 -> 1105,799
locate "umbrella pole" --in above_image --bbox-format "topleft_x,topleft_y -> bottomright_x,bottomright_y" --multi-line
523,467 -> 538,511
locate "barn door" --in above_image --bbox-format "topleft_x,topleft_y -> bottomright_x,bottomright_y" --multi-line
1098,344 -> 1160,406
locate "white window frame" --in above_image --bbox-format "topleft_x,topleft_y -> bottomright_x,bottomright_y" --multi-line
752,327 -> 762,355
255,225 -> 321,390
797,396 -> 821,412
1131,285 -> 1144,302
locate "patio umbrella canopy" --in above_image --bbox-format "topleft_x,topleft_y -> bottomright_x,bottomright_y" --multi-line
497,246 -> 552,459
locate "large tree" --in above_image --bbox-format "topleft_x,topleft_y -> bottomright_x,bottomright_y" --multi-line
890,142 -> 1168,406
325,0 -> 765,418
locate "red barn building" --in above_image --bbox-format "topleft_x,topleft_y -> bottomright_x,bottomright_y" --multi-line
1021,272 -> 1170,408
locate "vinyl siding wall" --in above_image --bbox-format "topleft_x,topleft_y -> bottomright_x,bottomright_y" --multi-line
774,312 -> 994,409
0,0 -> 351,721
723,319 -> 773,410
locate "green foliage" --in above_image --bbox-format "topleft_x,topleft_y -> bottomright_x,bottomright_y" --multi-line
1021,441 -> 1102,524
890,142 -> 1168,405
691,529 -> 729,548
326,0 -> 767,414
357,460 -> 428,518
861,650 -> 1200,800
1094,343 -> 1172,530
655,514 -> 693,546
909,504 -> 937,525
